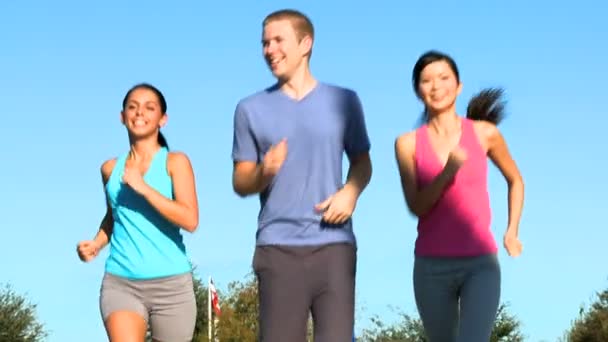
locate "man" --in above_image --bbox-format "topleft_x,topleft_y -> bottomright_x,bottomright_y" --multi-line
231,9 -> 372,342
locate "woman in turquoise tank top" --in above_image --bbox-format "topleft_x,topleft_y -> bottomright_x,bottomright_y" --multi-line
394,51 -> 525,342
77,83 -> 200,342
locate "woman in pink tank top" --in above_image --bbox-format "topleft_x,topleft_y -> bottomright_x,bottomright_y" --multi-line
394,50 -> 525,342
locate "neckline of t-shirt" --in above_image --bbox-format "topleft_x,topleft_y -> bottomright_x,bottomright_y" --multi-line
274,81 -> 323,104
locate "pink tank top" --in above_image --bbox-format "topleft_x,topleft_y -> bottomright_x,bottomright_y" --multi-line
414,118 -> 497,257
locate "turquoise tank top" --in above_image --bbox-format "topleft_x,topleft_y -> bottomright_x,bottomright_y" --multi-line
104,147 -> 192,279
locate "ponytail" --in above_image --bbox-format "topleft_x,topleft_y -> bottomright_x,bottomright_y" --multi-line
418,108 -> 430,126
158,131 -> 169,149
466,87 -> 506,125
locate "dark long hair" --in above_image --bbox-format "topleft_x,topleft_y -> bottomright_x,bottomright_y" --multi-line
122,83 -> 170,148
466,87 -> 506,125
412,50 -> 506,125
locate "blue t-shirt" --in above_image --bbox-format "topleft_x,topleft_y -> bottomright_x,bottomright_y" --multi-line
232,82 -> 371,246
104,147 -> 192,279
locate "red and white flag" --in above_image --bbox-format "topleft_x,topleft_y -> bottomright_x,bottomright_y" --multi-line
209,278 -> 221,316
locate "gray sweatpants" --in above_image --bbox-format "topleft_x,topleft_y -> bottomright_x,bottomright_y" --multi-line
100,272 -> 197,342
253,243 -> 356,342
414,254 -> 501,342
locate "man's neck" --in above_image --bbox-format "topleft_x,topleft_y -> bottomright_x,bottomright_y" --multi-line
279,65 -> 317,100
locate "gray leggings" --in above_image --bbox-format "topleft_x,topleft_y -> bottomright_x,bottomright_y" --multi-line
414,254 -> 501,342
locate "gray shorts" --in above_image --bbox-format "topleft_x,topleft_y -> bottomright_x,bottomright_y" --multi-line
253,242 -> 357,342
100,272 -> 197,342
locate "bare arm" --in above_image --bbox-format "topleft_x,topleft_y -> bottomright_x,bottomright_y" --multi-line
343,152 -> 372,198
137,152 -> 199,232
232,161 -> 271,197
315,152 -> 373,224
483,123 -> 524,234
394,133 -> 459,217
93,160 -> 116,249
232,138 -> 287,197
93,209 -> 113,249
231,102 -> 278,197
77,159 -> 115,261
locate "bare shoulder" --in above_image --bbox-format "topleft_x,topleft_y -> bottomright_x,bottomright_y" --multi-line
100,158 -> 117,183
167,151 -> 194,173
395,130 -> 417,155
472,120 -> 501,150
473,120 -> 499,135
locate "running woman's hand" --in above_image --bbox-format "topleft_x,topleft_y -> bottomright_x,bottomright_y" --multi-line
262,139 -> 288,178
503,229 -> 523,257
315,185 -> 357,225
77,240 -> 101,262
444,146 -> 467,175
122,163 -> 147,194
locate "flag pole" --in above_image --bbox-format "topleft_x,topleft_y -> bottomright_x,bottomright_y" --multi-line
208,276 -> 212,342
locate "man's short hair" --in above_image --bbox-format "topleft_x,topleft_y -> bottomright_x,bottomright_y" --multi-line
263,9 -> 314,41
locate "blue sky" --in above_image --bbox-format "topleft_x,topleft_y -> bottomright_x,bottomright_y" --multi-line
1,1 -> 607,341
